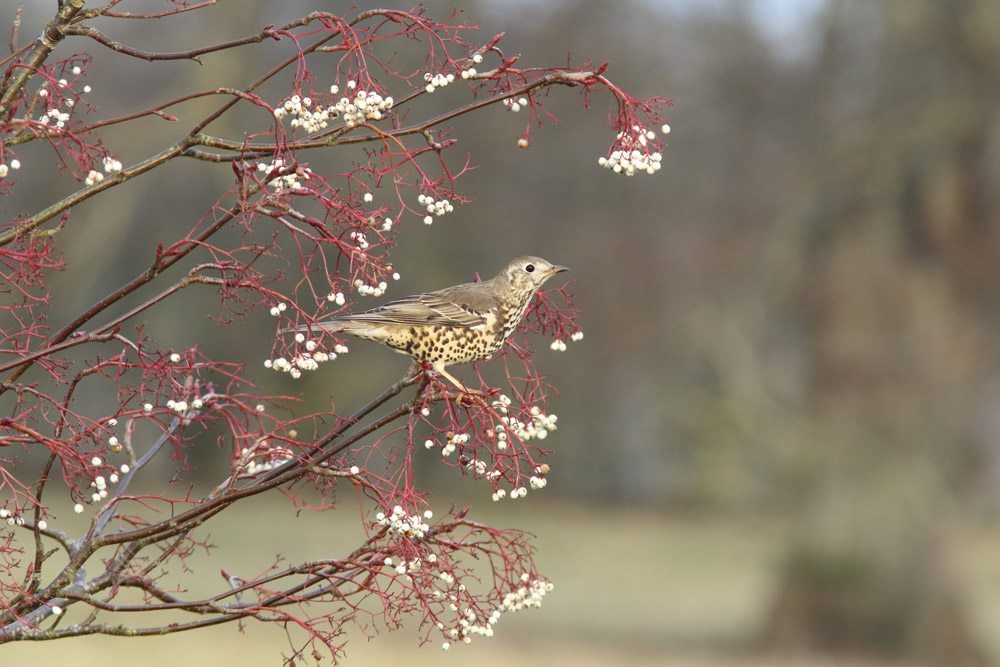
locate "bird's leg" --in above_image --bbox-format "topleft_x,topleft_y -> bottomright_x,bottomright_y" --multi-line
416,361 -> 481,396
437,368 -> 475,394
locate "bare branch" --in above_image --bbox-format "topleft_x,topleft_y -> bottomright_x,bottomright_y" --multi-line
0,2 -> 668,658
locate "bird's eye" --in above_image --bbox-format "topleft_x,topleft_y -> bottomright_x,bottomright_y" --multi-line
525,264 -> 535,273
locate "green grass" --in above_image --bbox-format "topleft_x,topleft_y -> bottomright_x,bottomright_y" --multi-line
4,499 -> 999,666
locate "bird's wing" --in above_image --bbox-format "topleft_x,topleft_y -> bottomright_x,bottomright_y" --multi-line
335,283 -> 500,328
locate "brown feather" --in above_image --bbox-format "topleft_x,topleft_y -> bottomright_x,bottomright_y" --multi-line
325,281 -> 500,329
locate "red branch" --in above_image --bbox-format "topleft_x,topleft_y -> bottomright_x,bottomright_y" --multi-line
0,3 -> 669,661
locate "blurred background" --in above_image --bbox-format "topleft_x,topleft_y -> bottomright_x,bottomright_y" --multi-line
4,0 -> 1000,665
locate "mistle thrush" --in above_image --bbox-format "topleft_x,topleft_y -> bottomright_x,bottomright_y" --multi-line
290,256 -> 568,389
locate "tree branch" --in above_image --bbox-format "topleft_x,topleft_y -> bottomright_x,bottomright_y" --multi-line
0,1 -> 84,115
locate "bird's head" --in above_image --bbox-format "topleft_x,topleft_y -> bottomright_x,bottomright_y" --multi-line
497,256 -> 568,293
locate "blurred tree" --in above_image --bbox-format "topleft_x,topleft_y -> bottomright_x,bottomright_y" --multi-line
765,0 -> 1000,662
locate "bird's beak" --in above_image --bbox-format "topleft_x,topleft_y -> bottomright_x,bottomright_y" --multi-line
547,265 -> 569,276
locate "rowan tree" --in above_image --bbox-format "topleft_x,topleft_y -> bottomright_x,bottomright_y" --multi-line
0,2 -> 669,662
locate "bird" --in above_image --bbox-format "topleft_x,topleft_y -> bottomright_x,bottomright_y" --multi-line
286,256 -> 568,390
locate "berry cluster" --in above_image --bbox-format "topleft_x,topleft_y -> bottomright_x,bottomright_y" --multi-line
273,84 -> 394,131
256,158 -> 312,191
417,193 -> 455,225
598,123 -> 670,176
375,504 -> 432,539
